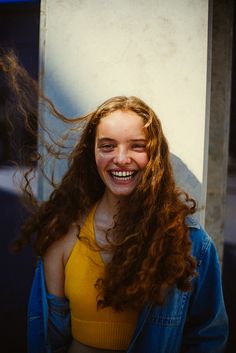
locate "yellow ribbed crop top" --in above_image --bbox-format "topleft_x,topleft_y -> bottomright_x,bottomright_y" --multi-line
64,204 -> 138,350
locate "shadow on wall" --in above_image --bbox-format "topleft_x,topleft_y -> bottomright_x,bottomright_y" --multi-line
171,153 -> 202,220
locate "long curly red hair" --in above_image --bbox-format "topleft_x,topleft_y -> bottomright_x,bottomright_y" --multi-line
3,51 -> 197,310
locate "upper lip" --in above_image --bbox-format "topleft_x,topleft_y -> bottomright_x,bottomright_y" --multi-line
109,169 -> 137,172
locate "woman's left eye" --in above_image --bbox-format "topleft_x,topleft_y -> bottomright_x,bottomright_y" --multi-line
132,144 -> 146,151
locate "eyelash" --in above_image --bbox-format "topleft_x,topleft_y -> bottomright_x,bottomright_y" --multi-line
132,144 -> 146,150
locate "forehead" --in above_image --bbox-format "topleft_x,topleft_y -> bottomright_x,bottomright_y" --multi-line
96,110 -> 146,138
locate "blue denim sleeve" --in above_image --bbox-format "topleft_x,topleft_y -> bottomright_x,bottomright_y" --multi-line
28,258 -> 50,353
28,258 -> 72,353
182,233 -> 229,353
47,293 -> 72,353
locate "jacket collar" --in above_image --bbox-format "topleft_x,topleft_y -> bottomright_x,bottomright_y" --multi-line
185,216 -> 200,229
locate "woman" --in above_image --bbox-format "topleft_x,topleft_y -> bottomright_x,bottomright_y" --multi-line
19,95 -> 227,353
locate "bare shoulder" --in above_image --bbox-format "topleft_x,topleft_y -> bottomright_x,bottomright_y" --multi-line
44,223 -> 78,266
62,222 -> 79,266
43,223 -> 79,296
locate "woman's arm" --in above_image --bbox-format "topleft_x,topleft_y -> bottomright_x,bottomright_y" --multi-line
44,238 -> 66,297
181,237 -> 228,353
42,233 -> 77,352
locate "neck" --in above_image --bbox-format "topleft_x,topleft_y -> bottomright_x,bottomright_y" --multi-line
94,191 -> 120,232
99,190 -> 120,218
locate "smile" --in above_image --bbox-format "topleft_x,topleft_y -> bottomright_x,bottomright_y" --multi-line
109,170 -> 136,181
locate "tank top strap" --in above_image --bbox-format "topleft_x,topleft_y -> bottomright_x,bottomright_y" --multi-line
79,203 -> 98,239
65,203 -> 98,275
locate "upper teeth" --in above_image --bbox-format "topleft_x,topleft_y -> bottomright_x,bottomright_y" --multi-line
111,171 -> 134,177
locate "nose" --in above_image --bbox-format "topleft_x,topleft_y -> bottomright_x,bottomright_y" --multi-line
113,146 -> 131,165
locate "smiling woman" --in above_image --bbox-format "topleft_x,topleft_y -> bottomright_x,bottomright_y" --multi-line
95,110 -> 149,198
6,85 -> 228,352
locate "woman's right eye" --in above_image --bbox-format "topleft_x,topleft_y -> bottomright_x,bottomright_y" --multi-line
99,144 -> 115,151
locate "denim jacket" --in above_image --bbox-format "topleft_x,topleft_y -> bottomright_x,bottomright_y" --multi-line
28,221 -> 228,353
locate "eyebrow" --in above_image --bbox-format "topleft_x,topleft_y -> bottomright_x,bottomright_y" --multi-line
97,138 -> 147,142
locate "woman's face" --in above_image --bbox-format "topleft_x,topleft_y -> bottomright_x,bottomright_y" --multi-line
95,109 -> 149,199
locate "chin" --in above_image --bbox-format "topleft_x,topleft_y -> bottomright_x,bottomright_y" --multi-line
109,188 -> 136,198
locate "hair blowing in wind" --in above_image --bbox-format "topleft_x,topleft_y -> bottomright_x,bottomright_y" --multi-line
1,50 -> 197,310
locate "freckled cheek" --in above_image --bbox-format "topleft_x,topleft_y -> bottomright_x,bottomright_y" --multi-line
95,151 -> 113,172
139,154 -> 149,169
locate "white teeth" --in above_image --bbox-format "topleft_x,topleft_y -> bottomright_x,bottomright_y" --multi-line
110,170 -> 135,181
111,171 -> 134,177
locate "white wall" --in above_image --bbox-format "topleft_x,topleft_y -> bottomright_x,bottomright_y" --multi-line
39,0 -> 210,222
